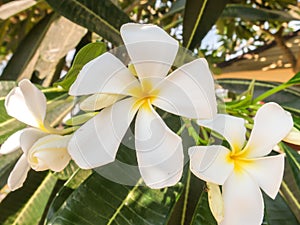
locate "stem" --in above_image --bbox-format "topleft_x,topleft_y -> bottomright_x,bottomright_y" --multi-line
177,123 -> 187,136
183,118 -> 206,145
253,84 -> 288,103
200,126 -> 209,141
181,170 -> 191,225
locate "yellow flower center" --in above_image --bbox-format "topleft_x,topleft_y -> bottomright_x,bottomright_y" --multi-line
226,148 -> 252,174
129,79 -> 160,111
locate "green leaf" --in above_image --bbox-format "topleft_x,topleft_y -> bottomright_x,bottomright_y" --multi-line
45,0 -> 131,45
190,191 -> 217,225
281,143 -> 300,191
183,0 -> 229,49
64,112 -> 97,126
217,78 -> 300,114
221,4 -> 300,22
53,161 -> 80,181
0,150 -> 22,189
45,172 -> 184,225
0,13 -> 58,80
264,193 -> 299,225
0,171 -> 56,224
285,72 -> 300,86
55,42 -> 106,91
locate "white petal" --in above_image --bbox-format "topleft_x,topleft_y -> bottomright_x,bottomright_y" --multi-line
244,102 -> 293,158
207,182 -> 224,223
135,101 -> 183,189
68,97 -> 137,169
188,145 -> 233,185
152,59 -> 217,119
5,79 -> 46,128
283,127 -> 300,145
120,23 -> 178,79
80,93 -> 124,111
69,52 -> 139,96
20,128 -> 47,155
0,129 -> 24,154
28,135 -> 71,172
220,172 -> 264,225
197,114 -> 246,150
7,154 -> 30,191
243,154 -> 284,199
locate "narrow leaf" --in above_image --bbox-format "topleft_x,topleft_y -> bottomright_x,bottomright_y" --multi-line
45,0 -> 131,45
0,150 -> 22,189
0,171 -> 51,224
221,4 -> 300,22
0,13 -> 58,81
285,72 -> 300,86
10,173 -> 57,225
46,172 -> 184,225
190,190 -> 217,225
183,0 -> 229,49
282,143 -> 300,190
264,192 -> 299,225
64,112 -> 97,126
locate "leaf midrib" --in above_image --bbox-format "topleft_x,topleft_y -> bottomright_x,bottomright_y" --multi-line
62,0 -> 120,36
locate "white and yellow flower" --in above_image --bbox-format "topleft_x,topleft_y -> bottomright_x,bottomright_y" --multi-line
68,23 -> 217,188
189,102 -> 293,225
0,79 -> 71,191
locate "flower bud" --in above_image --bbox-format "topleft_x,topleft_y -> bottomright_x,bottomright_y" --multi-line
27,134 -> 71,172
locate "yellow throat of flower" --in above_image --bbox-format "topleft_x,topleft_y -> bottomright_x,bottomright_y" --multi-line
226,147 -> 252,174
129,79 -> 160,111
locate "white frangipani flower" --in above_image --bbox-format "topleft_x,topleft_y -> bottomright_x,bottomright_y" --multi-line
68,23 -> 217,189
188,102 -> 293,225
0,79 -> 71,191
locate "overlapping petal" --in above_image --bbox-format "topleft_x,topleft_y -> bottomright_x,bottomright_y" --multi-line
28,135 -> 71,172
7,154 -> 30,191
5,79 -> 46,128
244,102 -> 293,158
121,23 -> 178,79
68,97 -> 138,169
197,114 -> 246,150
152,59 -> 217,119
220,172 -> 264,225
20,128 -> 47,154
189,146 -> 234,185
283,127 -> 300,145
207,182 -> 224,223
69,52 -> 139,96
135,101 -> 183,188
243,154 -> 285,199
80,93 -> 125,111
0,129 -> 24,154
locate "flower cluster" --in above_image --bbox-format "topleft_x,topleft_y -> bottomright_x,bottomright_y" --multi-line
0,23 -> 294,225
0,80 -> 71,191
